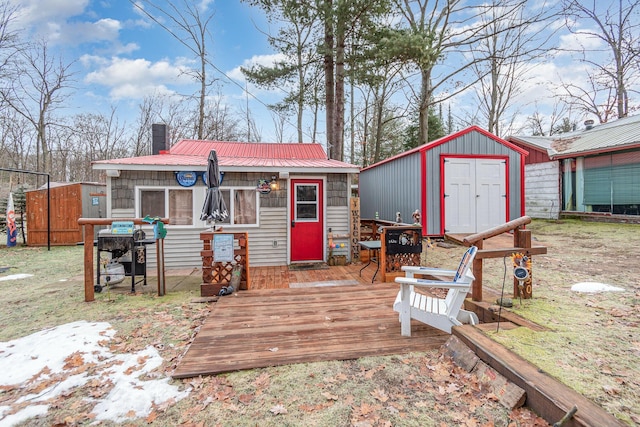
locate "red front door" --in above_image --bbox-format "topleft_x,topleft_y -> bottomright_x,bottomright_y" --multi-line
290,179 -> 324,262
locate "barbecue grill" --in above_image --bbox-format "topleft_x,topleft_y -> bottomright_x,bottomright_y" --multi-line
96,221 -> 154,293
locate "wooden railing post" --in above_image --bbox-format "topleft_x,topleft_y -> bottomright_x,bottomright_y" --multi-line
83,223 -> 95,302
472,240 -> 483,301
514,229 -> 533,298
462,216 -> 544,302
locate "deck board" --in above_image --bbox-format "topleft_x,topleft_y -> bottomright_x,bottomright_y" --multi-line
173,283 -> 448,378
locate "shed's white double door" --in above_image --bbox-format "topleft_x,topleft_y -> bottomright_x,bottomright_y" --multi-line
443,158 -> 506,233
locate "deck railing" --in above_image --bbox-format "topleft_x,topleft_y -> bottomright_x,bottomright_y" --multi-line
462,216 -> 547,301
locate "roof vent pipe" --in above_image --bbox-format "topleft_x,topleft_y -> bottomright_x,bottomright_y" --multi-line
584,119 -> 595,130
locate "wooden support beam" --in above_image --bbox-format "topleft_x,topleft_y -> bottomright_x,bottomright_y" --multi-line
463,216 -> 532,246
475,246 -> 548,259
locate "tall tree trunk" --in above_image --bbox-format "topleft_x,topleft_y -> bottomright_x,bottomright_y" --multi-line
361,101 -> 369,167
323,0 -> 335,158
373,96 -> 383,163
198,51 -> 206,140
350,73 -> 355,164
488,56 -> 499,134
297,48 -> 304,142
616,53 -> 627,118
334,14 -> 345,161
418,69 -> 432,145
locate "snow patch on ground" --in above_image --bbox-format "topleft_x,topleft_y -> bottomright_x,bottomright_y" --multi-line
0,273 -> 33,282
0,320 -> 189,426
571,282 -> 624,293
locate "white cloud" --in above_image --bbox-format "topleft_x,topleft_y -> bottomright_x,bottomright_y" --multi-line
226,53 -> 288,82
9,0 -> 88,28
113,42 -> 140,55
129,1 -> 153,28
84,56 -> 193,99
198,0 -> 215,12
48,18 -> 122,46
557,30 -> 603,54
8,0 -> 129,51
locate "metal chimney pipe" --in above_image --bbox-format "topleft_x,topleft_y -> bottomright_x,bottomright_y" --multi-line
584,119 -> 595,130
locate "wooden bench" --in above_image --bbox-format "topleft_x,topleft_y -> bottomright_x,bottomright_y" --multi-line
393,246 -> 479,336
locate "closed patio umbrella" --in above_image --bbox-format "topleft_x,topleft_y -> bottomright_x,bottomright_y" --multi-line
200,149 -> 228,228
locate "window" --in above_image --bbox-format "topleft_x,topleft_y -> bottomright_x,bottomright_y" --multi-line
295,184 -> 318,221
218,188 -> 259,226
140,190 -> 165,218
169,190 -> 193,225
139,188 -> 193,225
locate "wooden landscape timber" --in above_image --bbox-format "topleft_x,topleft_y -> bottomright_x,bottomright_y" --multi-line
452,325 -> 626,427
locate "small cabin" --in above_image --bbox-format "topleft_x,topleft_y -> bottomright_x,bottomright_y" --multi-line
92,137 -> 359,270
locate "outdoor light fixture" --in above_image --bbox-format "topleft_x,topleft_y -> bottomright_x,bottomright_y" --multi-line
270,176 -> 278,190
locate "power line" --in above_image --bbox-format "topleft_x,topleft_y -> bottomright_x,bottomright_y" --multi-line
205,56 -> 319,143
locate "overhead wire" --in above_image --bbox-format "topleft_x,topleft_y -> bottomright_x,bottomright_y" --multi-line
204,56 -> 319,143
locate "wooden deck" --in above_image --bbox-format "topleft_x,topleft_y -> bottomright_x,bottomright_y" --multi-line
173,264 -> 449,378
248,262 -> 380,290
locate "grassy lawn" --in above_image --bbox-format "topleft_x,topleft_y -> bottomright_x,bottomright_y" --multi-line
0,218 -> 638,426
427,218 -> 640,426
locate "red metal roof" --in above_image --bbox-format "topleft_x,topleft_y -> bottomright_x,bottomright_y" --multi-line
170,140 -> 329,159
93,140 -> 359,172
360,126 -> 528,172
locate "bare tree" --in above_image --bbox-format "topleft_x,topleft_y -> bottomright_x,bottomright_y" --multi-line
560,0 -> 640,121
242,0 -> 323,143
130,95 -> 160,156
368,64 -> 408,163
202,93 -> 244,141
132,0 -> 216,140
0,0 -> 19,79
0,111 -> 35,171
470,1 -> 556,137
73,107 -> 128,160
0,39 -> 74,177
385,0 -> 542,145
525,100 -> 577,136
270,104 -> 288,143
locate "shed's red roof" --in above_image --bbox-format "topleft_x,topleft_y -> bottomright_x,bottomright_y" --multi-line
93,140 -> 359,173
360,125 -> 528,172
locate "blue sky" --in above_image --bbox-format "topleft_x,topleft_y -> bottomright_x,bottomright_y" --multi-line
8,0 -> 289,140
5,0 -> 628,144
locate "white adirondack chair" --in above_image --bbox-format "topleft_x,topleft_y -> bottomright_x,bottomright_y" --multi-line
393,246 -> 479,336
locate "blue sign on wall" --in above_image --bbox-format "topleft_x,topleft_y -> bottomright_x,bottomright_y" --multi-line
176,171 -> 198,187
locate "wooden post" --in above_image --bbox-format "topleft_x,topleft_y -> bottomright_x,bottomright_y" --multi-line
156,238 -> 165,296
350,198 -> 360,263
380,227 -> 387,282
514,229 -> 533,299
472,240 -> 484,302
83,223 -> 95,302
462,216 -> 547,302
